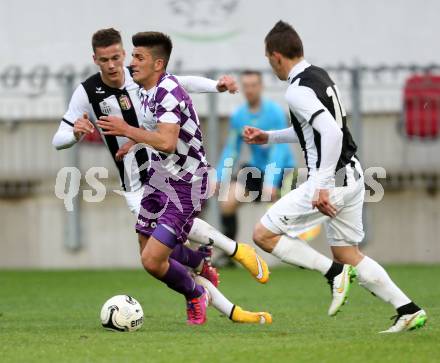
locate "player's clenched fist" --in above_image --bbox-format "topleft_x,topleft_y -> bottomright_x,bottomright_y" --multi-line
243,126 -> 269,144
216,75 -> 238,94
73,112 -> 95,140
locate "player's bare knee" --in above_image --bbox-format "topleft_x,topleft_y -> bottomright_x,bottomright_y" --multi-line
332,245 -> 364,266
138,235 -> 148,256
332,249 -> 344,263
141,254 -> 162,276
140,252 -> 150,270
253,224 -> 276,252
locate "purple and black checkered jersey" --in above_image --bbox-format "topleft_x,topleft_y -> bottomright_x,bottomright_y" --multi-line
139,73 -> 210,182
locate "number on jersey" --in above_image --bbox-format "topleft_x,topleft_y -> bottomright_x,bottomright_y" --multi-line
326,85 -> 346,128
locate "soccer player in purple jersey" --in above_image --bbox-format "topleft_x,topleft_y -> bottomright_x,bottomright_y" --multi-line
55,28 -> 271,325
54,28 -> 270,287
97,31 -> 271,325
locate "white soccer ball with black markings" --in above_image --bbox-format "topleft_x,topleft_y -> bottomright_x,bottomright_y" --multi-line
100,295 -> 144,332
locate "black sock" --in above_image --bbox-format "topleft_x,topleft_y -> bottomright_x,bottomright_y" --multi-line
229,305 -> 236,320
230,243 -> 239,257
324,262 -> 344,283
221,213 -> 237,240
397,302 -> 421,316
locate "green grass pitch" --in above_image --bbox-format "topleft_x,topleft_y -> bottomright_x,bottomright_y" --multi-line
0,265 -> 438,363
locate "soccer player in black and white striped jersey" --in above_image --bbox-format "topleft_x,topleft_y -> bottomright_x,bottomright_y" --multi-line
244,21 -> 426,333
53,28 -> 271,324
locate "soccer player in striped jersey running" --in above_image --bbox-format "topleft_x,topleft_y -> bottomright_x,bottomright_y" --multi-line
244,21 -> 426,333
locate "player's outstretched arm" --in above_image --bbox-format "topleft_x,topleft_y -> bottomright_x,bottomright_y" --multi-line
176,75 -> 238,94
266,127 -> 299,144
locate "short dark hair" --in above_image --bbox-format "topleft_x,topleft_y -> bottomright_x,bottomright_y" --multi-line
265,21 -> 304,59
132,32 -> 173,69
241,70 -> 262,79
92,28 -> 122,52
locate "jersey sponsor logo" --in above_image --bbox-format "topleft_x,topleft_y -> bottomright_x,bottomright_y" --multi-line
95,87 -> 105,94
136,219 -> 157,229
99,100 -> 112,115
118,94 -> 132,111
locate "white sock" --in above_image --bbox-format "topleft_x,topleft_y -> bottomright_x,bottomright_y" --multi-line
194,275 -> 234,317
189,218 -> 237,256
272,235 -> 333,274
356,256 -> 411,309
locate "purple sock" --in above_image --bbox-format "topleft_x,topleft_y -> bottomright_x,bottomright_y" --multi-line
170,245 -> 206,269
160,258 -> 204,300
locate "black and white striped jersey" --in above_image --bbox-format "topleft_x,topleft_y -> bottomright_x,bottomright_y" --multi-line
61,67 -> 148,191
285,60 -> 359,185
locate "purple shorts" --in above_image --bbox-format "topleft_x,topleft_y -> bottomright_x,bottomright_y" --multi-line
135,176 -> 208,248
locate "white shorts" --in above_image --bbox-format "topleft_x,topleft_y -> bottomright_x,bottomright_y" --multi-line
261,168 -> 365,246
123,187 -> 145,216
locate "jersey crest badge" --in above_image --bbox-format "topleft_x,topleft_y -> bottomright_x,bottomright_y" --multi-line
95,87 -> 105,94
99,100 -> 112,115
118,95 -> 132,111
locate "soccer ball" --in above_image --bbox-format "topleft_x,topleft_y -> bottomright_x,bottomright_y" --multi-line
100,295 -> 144,332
